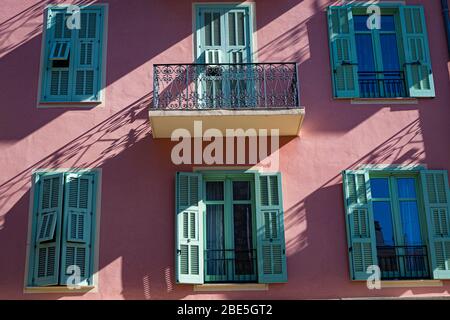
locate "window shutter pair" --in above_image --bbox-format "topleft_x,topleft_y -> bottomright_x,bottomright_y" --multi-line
42,7 -> 104,102
327,5 -> 435,98
175,172 -> 287,284
342,170 -> 450,280
30,172 -> 96,286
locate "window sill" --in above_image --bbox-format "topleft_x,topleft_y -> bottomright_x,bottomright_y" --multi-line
24,286 -> 97,294
193,283 -> 268,292
380,280 -> 443,288
350,98 -> 418,105
37,101 -> 102,109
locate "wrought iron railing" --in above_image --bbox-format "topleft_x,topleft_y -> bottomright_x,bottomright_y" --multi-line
358,71 -> 407,98
205,249 -> 257,283
377,245 -> 431,280
153,63 -> 299,109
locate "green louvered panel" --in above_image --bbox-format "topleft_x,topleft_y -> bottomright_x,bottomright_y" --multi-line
421,170 -> 450,279
327,6 -> 359,98
60,172 -> 95,286
50,69 -> 69,96
175,173 -> 204,284
256,172 -> 287,283
399,6 -> 435,97
342,170 -> 377,280
54,12 -> 71,39
32,173 -> 64,286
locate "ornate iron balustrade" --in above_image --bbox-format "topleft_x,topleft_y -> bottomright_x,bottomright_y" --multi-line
358,71 -> 407,98
205,249 -> 257,283
153,63 -> 299,109
377,245 -> 431,280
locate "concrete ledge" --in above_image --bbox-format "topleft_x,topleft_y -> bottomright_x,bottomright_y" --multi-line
24,286 -> 97,294
380,280 -> 443,288
193,283 -> 268,292
149,108 -> 305,117
351,98 -> 418,105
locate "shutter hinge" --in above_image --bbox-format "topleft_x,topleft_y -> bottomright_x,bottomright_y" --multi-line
348,246 -> 352,252
176,249 -> 181,255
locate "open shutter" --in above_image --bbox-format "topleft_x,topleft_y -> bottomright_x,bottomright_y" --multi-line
175,172 -> 204,284
42,9 -> 72,101
72,9 -> 104,101
327,6 -> 359,98
420,170 -> 450,279
342,170 -> 378,280
255,172 -> 287,283
32,173 -> 64,286
60,172 -> 95,286
399,6 -> 435,97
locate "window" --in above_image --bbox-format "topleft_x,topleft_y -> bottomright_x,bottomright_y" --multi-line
327,5 -> 435,99
342,169 -> 450,281
175,171 -> 287,284
39,6 -> 106,103
26,171 -> 100,287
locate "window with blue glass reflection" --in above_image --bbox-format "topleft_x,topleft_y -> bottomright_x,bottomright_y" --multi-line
353,14 -> 405,98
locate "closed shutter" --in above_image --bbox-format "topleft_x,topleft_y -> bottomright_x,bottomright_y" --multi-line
72,9 -> 103,101
41,6 -> 104,102
60,172 -> 95,286
327,6 -> 359,98
342,170 -> 378,280
399,6 -> 435,97
32,173 -> 64,286
255,172 -> 287,283
420,170 -> 450,279
175,172 -> 204,284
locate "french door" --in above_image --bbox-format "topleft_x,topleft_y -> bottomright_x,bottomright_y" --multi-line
203,175 -> 257,283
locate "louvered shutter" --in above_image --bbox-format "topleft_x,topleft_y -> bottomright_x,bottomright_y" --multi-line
342,170 -> 378,280
399,6 -> 435,97
255,172 -> 287,283
420,170 -> 450,279
32,173 -> 64,286
43,9 -> 72,101
60,172 -> 95,286
175,172 -> 204,284
327,6 -> 359,98
72,9 -> 103,101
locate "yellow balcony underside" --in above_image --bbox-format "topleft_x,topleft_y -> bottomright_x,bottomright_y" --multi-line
149,108 -> 305,138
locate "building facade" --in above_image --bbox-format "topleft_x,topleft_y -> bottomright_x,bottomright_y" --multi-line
0,0 -> 449,299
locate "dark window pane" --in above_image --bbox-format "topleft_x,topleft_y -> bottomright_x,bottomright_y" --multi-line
354,15 -> 370,31
397,178 -> 417,198
399,201 -> 422,245
381,15 -> 395,31
206,204 -> 225,275
206,181 -> 224,201
380,34 -> 400,72
373,201 -> 395,246
355,34 -> 375,72
233,181 -> 250,200
233,204 -> 254,275
370,178 -> 390,198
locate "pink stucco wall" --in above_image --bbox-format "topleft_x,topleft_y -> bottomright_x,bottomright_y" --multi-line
0,0 -> 449,299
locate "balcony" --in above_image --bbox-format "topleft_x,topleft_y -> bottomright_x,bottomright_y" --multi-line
358,71 -> 407,99
377,245 -> 431,280
205,249 -> 257,283
149,63 -> 305,138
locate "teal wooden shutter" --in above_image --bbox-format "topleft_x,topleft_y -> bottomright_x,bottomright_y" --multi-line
399,6 -> 435,97
42,9 -> 72,101
32,173 -> 64,286
72,8 -> 104,101
175,172 -> 204,284
327,6 -> 359,98
420,170 -> 450,279
60,172 -> 95,286
255,172 -> 287,283
342,170 -> 378,280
